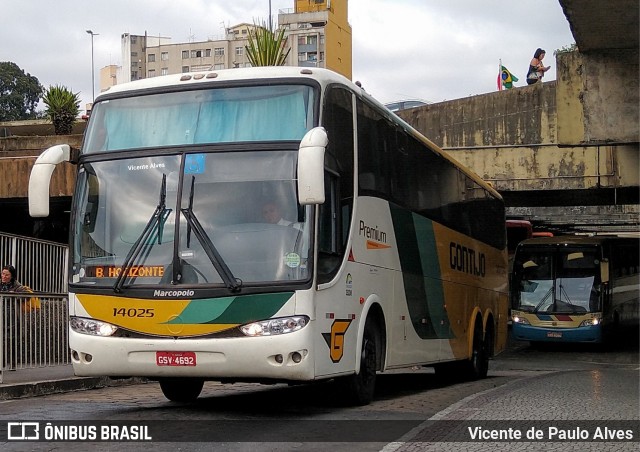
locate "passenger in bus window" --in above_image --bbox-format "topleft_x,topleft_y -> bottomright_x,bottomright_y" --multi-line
262,202 -> 293,226
262,201 -> 303,234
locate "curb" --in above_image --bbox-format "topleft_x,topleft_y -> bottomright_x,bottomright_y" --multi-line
0,377 -> 148,401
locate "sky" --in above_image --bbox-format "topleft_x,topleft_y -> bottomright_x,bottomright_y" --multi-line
1,0 -> 575,114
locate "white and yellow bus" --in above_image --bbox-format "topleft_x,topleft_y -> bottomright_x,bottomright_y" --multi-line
29,67 -> 508,404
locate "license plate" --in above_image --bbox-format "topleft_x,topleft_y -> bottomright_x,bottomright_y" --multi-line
547,331 -> 562,338
156,351 -> 196,366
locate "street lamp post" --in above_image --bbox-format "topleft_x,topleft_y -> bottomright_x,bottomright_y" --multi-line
86,30 -> 99,104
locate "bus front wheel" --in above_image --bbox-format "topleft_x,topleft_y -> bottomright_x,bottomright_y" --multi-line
342,320 -> 379,405
159,378 -> 204,402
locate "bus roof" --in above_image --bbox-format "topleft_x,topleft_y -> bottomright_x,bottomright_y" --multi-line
96,66 -> 355,100
95,66 -> 501,200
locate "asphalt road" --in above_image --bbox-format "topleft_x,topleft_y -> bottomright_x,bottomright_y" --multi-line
0,333 -> 637,451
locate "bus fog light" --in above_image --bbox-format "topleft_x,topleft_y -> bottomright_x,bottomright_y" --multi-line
71,350 -> 80,361
241,316 -> 309,337
291,352 -> 302,363
70,316 -> 118,337
275,354 -> 283,363
84,353 -> 93,363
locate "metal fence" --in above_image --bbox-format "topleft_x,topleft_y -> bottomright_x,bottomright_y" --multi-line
1,293 -> 69,371
1,233 -> 69,379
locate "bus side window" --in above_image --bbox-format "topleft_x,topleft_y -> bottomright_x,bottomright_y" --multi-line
318,173 -> 342,283
317,85 -> 354,284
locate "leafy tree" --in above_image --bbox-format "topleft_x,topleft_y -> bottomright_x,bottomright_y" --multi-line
0,61 -> 43,121
42,85 -> 80,135
245,20 -> 291,67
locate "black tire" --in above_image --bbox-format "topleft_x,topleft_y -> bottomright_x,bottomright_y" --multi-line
434,361 -> 464,382
602,312 -> 620,345
343,320 -> 379,405
159,378 -> 204,402
466,322 -> 489,379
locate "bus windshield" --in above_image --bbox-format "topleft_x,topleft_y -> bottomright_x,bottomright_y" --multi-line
83,84 -> 316,152
512,247 -> 601,314
71,150 -> 312,289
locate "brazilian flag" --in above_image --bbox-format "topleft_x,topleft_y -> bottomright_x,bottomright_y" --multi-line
500,66 -> 519,89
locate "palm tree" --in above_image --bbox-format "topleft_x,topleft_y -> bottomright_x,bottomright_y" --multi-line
42,85 -> 80,135
245,20 -> 291,67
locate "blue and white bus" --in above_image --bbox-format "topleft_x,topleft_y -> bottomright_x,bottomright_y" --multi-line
511,236 -> 639,344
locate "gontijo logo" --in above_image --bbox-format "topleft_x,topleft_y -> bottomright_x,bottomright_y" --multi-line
322,319 -> 353,363
359,220 -> 390,249
449,241 -> 486,277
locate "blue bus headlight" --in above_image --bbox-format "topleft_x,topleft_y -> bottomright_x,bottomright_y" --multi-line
241,316 -> 309,337
70,316 -> 119,336
580,315 -> 601,327
512,315 -> 530,325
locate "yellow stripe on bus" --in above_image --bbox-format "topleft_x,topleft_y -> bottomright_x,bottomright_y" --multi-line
76,294 -> 239,336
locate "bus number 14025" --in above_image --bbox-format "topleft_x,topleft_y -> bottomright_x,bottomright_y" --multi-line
113,308 -> 155,318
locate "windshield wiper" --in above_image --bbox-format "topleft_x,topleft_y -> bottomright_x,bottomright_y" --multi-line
532,286 -> 554,313
113,174 -> 171,293
557,279 -> 580,312
181,176 -> 241,292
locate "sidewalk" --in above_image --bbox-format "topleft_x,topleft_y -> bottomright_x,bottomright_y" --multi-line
0,365 -> 144,400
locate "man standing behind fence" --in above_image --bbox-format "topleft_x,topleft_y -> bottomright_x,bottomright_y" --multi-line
2,264 -> 38,370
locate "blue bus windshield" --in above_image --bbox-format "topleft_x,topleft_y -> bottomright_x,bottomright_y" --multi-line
513,247 -> 601,314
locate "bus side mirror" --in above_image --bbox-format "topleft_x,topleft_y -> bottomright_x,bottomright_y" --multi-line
29,144 -> 71,217
600,259 -> 609,284
297,127 -> 327,205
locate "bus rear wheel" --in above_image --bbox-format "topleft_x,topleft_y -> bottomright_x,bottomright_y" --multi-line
466,323 -> 489,379
159,378 -> 204,402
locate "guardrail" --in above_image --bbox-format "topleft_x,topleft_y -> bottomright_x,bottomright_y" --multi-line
1,293 -> 69,383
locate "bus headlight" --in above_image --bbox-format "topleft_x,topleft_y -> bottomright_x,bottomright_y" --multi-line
70,316 -> 119,336
512,315 -> 530,325
241,316 -> 309,337
580,315 -> 601,327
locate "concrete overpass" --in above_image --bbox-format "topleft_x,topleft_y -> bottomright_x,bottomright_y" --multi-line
0,0 -> 638,241
560,0 -> 638,52
397,0 -> 639,234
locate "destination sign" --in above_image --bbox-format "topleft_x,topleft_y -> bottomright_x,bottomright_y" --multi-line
86,265 -> 165,278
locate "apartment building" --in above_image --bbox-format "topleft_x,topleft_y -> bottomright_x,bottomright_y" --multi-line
280,0 -> 352,79
102,0 -> 352,90
118,24 -> 253,85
